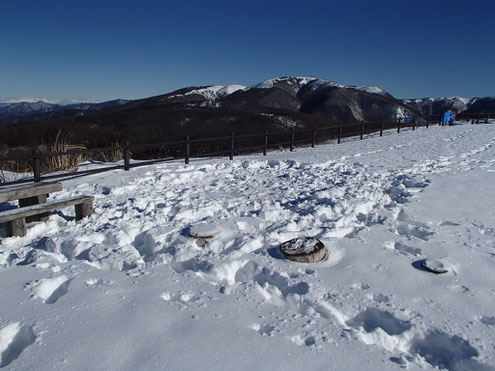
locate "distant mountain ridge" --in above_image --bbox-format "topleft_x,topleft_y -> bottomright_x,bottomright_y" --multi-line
403,96 -> 495,115
153,76 -> 414,123
1,77 -> 493,151
0,99 -> 130,119
0,101 -> 58,117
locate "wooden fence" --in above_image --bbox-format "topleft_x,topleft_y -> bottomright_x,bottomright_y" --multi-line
0,111 -> 493,186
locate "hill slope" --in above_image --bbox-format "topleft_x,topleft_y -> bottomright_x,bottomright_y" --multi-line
1,122 -> 494,369
0,77 -> 423,149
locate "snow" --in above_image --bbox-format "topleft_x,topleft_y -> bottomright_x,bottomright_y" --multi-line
350,85 -> 387,95
301,78 -> 345,90
170,85 -> 247,101
406,96 -> 470,104
217,84 -> 246,97
1,122 -> 495,370
167,77 -> 391,100
184,85 -> 224,101
252,76 -> 317,89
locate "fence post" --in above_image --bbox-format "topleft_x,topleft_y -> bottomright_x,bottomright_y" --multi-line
123,141 -> 130,171
397,118 -> 401,134
185,136 -> 190,165
412,116 -> 416,131
380,118 -> 384,137
338,122 -> 343,144
263,130 -> 268,156
360,121 -> 364,140
32,147 -> 41,183
290,128 -> 295,152
485,113 -> 489,124
476,111 -> 480,124
230,132 -> 235,160
426,114 -> 429,128
311,126 -> 316,148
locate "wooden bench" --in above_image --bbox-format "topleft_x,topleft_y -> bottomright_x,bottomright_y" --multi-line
0,182 -> 63,223
0,182 -> 94,237
0,195 -> 94,237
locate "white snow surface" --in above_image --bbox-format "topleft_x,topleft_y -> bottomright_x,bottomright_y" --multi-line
350,85 -> 387,95
217,84 -> 246,97
170,84 -> 247,101
1,123 -> 495,370
252,76 -> 318,89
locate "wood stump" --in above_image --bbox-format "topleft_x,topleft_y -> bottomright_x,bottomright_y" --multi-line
279,237 -> 327,263
189,223 -> 218,247
420,259 -> 448,274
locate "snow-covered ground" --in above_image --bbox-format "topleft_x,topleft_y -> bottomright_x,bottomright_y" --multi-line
1,123 -> 494,370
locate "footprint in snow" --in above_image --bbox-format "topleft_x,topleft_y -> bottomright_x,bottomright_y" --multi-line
480,316 -> 495,326
0,322 -> 36,368
346,307 -> 412,336
409,330 -> 493,371
439,220 -> 460,227
250,323 -> 275,336
289,334 -> 317,347
384,241 -> 422,257
32,275 -> 71,304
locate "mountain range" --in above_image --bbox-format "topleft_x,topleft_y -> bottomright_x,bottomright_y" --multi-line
0,99 -> 129,119
0,76 -> 493,150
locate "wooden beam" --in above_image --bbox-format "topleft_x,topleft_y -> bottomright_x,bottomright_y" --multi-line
4,218 -> 26,237
0,182 -> 63,203
0,195 -> 94,223
19,194 -> 49,222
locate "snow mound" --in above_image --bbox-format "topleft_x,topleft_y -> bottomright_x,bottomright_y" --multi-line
217,85 -> 246,97
350,85 -> 387,95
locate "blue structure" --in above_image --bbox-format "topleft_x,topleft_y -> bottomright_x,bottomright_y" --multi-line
442,111 -> 455,125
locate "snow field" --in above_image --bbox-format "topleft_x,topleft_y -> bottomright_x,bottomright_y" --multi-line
0,123 -> 494,369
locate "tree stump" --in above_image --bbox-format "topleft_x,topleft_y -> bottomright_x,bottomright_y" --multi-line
421,259 -> 448,274
189,223 -> 219,247
279,237 -> 327,263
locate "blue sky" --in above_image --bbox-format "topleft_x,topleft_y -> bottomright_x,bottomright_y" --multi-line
1,0 -> 494,102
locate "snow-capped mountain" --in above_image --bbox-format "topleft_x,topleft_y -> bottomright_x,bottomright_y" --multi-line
168,77 -> 390,105
2,77 -> 492,151
403,96 -> 495,115
403,97 -> 470,115
0,76 -> 424,150
0,101 -> 58,117
162,76 -> 410,123
0,99 -> 130,119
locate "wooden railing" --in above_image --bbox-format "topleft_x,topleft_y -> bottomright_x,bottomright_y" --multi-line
0,111 -> 493,186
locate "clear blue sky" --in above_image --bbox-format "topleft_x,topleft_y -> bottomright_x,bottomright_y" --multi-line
1,0 -> 494,102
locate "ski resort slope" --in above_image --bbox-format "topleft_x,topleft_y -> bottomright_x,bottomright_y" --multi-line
1,123 -> 495,370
